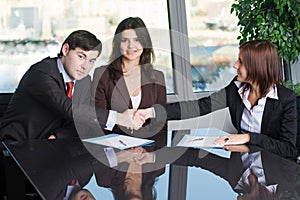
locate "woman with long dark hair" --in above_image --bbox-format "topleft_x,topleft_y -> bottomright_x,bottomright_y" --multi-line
92,17 -> 167,149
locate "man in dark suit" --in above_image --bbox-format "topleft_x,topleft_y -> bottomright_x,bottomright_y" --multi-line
0,30 -> 143,143
0,30 -> 145,199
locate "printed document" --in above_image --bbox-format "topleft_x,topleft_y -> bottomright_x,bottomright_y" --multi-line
176,128 -> 231,158
82,133 -> 154,150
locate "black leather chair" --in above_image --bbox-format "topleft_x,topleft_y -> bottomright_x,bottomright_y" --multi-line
0,93 -> 42,199
0,93 -> 12,119
0,93 -> 13,199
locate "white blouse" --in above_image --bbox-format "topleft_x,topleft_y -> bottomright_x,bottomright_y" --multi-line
130,91 -> 142,109
235,81 -> 278,134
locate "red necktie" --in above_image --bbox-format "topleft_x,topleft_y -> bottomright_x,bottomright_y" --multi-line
70,179 -> 76,185
66,82 -> 74,99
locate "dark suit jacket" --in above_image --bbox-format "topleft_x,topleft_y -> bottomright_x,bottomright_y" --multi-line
154,77 -> 297,157
92,65 -> 167,149
0,57 -> 109,142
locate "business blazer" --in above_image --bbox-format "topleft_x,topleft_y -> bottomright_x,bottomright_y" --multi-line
154,76 -> 297,157
0,57 -> 109,142
92,65 -> 167,149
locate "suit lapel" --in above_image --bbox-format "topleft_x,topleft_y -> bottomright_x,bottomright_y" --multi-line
139,69 -> 154,108
112,68 -> 152,109
38,57 -> 65,90
235,100 -> 244,132
113,77 -> 132,108
261,98 -> 274,133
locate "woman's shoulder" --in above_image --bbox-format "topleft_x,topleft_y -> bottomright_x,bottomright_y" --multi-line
277,83 -> 296,99
94,65 -> 110,75
92,65 -> 111,84
94,65 -> 109,73
152,69 -> 166,83
150,68 -> 165,78
225,76 -> 239,90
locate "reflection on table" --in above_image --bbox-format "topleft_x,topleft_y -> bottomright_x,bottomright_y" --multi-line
2,138 -> 300,200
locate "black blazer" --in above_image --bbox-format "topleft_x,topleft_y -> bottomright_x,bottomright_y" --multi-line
154,77 -> 297,157
92,65 -> 167,149
0,57 -> 109,142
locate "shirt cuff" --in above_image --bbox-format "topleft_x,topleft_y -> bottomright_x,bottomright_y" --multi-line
104,147 -> 118,168
153,152 -> 156,163
151,107 -> 156,118
105,110 -> 116,131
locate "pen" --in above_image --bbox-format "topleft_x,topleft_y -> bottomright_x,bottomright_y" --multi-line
192,137 -> 204,141
119,139 -> 127,146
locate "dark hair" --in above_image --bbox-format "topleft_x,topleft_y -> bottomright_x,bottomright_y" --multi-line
108,17 -> 155,80
58,30 -> 102,57
110,171 -> 158,200
68,187 -> 92,200
239,39 -> 282,97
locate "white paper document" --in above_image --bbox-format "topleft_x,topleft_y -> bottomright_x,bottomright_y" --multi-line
177,135 -> 223,148
82,134 -> 154,150
176,128 -> 231,158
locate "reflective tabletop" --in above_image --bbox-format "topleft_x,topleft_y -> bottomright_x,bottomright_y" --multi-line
3,135 -> 300,200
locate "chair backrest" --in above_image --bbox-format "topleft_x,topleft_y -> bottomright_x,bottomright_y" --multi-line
0,93 -> 13,118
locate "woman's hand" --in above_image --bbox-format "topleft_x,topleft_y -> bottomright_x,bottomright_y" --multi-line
214,134 -> 250,146
223,144 -> 250,152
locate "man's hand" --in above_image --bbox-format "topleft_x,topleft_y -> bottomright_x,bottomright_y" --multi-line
116,147 -> 146,164
116,109 -> 146,130
135,107 -> 154,120
133,151 -> 155,165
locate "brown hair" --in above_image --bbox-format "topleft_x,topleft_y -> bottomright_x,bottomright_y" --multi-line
239,40 -> 282,97
108,17 -> 155,81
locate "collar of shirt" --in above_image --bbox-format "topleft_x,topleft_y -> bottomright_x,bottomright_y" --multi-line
234,81 -> 278,104
234,81 -> 278,134
235,151 -> 278,194
57,58 -> 76,87
63,180 -> 80,200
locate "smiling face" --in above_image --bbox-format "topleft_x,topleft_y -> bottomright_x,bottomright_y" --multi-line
124,172 -> 143,200
61,43 -> 99,80
234,54 -> 248,83
120,29 -> 143,63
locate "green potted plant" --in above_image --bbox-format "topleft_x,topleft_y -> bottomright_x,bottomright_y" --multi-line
230,0 -> 300,79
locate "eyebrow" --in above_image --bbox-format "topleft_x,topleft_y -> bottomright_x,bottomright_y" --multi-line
121,36 -> 139,39
77,51 -> 97,61
77,50 -> 87,57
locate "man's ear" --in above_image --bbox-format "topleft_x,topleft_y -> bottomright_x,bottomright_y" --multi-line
62,43 -> 70,56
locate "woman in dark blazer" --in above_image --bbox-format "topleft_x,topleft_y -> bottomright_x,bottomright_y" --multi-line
139,40 -> 297,158
92,17 -> 167,149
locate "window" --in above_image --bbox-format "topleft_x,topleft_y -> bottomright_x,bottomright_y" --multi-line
186,0 -> 239,93
0,0 -> 174,94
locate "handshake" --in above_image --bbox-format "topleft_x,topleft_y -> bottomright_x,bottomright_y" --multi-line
115,107 -> 155,130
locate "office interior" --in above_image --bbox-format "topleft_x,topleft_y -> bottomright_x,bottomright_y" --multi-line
0,0 -> 300,199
